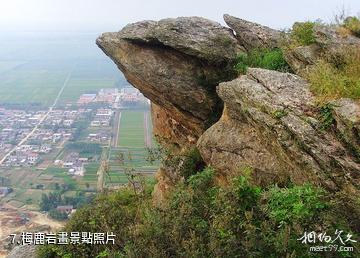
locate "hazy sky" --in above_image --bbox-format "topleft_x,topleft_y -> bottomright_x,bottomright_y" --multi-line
0,0 -> 360,32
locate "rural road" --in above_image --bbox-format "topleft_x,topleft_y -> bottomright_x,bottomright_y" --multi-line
112,111 -> 121,147
0,71 -> 72,165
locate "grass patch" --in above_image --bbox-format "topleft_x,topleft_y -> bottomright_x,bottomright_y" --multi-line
343,16 -> 360,37
289,21 -> 317,47
118,110 -> 145,147
306,47 -> 360,100
234,48 -> 290,74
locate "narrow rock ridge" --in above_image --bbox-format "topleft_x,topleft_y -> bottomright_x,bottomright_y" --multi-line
224,14 -> 282,51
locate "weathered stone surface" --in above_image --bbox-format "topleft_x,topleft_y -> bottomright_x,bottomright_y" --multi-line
198,68 -> 360,192
332,98 -> 360,162
224,14 -> 282,51
283,45 -> 320,73
151,103 -> 198,148
314,24 -> 360,47
120,17 -> 240,64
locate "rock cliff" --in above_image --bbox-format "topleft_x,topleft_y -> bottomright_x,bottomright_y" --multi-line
198,68 -> 360,193
97,17 -> 241,149
97,15 -> 360,202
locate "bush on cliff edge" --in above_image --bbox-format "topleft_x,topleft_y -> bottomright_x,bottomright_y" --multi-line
234,48 -> 290,74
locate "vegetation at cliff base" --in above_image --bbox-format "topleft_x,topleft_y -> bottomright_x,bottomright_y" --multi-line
234,48 -> 290,74
38,167 -> 359,258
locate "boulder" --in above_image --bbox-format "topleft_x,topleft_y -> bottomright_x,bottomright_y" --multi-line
224,14 -> 282,51
98,16 -> 360,204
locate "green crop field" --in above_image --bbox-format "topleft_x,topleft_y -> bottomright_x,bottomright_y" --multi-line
0,69 -> 69,105
0,59 -> 124,107
117,110 -> 145,147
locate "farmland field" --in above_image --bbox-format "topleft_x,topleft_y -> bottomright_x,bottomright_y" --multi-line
0,33 -> 125,107
117,110 -> 145,147
0,69 -> 69,106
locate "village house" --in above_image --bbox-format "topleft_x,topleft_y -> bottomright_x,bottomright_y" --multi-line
39,144 -> 52,153
56,205 -> 74,214
27,152 -> 39,165
77,94 -> 96,105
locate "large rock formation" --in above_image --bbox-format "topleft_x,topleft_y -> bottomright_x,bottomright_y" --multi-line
97,17 -> 241,148
97,16 -> 242,202
197,68 -> 360,193
98,15 -> 360,202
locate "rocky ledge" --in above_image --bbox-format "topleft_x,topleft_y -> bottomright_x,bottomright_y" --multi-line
97,15 -> 360,203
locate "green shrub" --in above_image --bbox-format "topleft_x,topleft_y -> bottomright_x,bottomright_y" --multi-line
343,16 -> 360,37
318,103 -> 336,130
234,48 -> 290,74
266,184 -> 326,224
38,169 -> 359,258
290,21 -> 317,46
37,186 -> 153,258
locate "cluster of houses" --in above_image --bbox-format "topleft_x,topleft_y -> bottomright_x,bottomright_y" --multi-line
77,87 -> 148,108
2,144 -> 52,167
77,88 -> 118,105
88,130 -> 110,143
0,109 -> 46,128
91,108 -> 113,127
0,108 -> 88,167
0,109 -> 39,147
54,152 -> 88,176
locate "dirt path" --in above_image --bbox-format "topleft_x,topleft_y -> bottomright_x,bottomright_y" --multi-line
113,111 -> 122,147
31,211 -> 64,229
